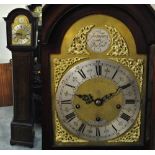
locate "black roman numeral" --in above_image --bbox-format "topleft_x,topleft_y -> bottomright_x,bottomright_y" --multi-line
78,123 -> 86,133
66,84 -> 76,88
96,127 -> 100,137
65,112 -> 76,122
61,100 -> 72,104
95,64 -> 102,76
126,99 -> 135,104
78,69 -> 86,79
112,124 -> 117,132
120,83 -> 131,89
112,68 -> 119,79
120,113 -> 130,121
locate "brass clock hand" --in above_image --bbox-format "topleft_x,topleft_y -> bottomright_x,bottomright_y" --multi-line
75,94 -> 94,104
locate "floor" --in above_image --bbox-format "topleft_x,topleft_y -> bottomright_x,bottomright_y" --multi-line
0,106 -> 42,150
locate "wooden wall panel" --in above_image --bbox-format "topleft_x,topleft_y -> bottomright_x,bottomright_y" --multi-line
0,63 -> 13,107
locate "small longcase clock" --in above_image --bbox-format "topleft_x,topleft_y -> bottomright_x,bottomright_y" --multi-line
4,8 -> 37,147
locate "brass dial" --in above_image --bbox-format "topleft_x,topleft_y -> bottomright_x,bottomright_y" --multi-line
11,15 -> 31,46
56,59 -> 140,141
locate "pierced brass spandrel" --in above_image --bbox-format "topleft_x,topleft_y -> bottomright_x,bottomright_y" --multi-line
105,25 -> 129,56
68,25 -> 94,55
55,113 -> 87,143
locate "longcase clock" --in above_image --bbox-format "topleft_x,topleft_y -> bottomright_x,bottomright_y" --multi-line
4,8 -> 37,147
41,5 -> 155,149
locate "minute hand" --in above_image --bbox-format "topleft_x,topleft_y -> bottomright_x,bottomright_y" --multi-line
101,83 -> 132,103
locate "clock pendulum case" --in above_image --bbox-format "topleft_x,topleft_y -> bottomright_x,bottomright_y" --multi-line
41,5 -> 155,149
4,8 -> 37,147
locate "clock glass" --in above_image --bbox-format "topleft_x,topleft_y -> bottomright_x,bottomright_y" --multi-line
56,59 -> 140,141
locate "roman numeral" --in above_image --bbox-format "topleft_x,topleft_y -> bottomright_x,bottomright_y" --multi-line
78,69 -> 86,79
120,113 -> 130,121
95,64 -> 102,76
120,83 -> 131,89
66,84 -> 76,88
112,68 -> 119,79
126,99 -> 135,104
61,100 -> 72,104
112,124 -> 117,132
78,123 -> 86,133
65,112 -> 76,122
96,127 -> 100,137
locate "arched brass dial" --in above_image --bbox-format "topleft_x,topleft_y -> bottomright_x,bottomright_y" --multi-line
11,15 -> 31,46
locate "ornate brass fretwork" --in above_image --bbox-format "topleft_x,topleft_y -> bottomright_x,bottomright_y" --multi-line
68,25 -> 94,55
68,25 -> 128,56
55,113 -> 86,143
105,25 -> 129,56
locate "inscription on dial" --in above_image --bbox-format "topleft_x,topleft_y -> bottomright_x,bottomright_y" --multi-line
87,28 -> 111,53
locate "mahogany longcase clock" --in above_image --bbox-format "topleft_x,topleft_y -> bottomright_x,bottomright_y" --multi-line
4,8 -> 37,147
41,5 -> 155,149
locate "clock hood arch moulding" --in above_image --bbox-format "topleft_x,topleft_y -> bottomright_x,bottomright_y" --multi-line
41,4 -> 155,149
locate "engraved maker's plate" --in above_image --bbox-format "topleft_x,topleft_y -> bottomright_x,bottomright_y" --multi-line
87,28 -> 111,53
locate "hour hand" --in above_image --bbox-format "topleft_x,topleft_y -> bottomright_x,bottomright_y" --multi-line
75,94 -> 94,104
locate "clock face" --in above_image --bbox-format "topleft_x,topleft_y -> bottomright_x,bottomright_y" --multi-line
56,59 -> 140,141
87,28 -> 111,53
12,24 -> 31,46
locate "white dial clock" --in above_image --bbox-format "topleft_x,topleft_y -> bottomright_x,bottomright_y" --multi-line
87,28 -> 111,53
56,59 -> 140,141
